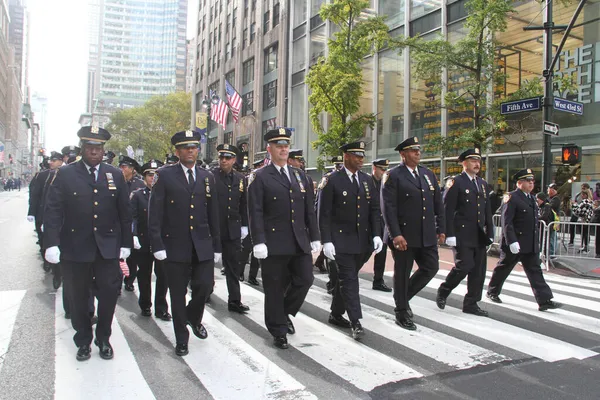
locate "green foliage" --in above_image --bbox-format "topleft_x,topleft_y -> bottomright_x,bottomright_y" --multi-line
105,91 -> 191,162
306,0 -> 391,170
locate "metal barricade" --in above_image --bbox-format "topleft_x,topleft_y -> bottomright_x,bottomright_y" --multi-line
544,220 -> 599,262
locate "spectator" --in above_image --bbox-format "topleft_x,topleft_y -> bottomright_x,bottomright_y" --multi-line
572,189 -> 594,253
536,192 -> 554,258
490,188 -> 504,215
569,183 -> 591,246
591,201 -> 600,259
593,183 -> 600,201
547,183 -> 561,255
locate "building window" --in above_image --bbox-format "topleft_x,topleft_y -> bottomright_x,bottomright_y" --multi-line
264,43 -> 278,74
224,131 -> 233,144
207,137 -> 217,161
225,70 -> 235,85
243,58 -> 255,85
252,0 -> 256,11
250,23 -> 256,44
263,10 -> 270,33
263,80 -> 277,110
273,3 -> 280,27
243,28 -> 248,48
261,118 -> 277,150
225,43 -> 231,61
242,91 -> 254,115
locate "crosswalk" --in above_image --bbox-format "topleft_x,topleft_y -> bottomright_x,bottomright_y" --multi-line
1,267 -> 600,399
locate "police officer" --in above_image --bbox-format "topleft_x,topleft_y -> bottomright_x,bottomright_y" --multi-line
211,143 -> 250,313
62,146 -> 81,164
27,156 -> 55,268
149,130 -> 221,356
288,149 -> 315,193
371,159 -> 392,292
381,137 -> 445,330
165,153 -> 179,165
103,150 -> 116,165
240,158 -> 265,285
119,155 -> 145,292
247,128 -> 321,349
131,160 -> 171,321
436,149 -> 493,316
486,169 -> 561,311
44,126 -> 133,361
318,141 -> 383,340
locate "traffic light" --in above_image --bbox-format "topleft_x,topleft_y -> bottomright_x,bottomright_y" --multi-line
561,145 -> 581,166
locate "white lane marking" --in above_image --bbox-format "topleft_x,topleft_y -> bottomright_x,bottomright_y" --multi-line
54,288 -> 155,400
0,290 -> 26,374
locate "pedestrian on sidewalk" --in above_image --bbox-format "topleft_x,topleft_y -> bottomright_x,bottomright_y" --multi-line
569,183 -> 590,246
591,201 -> 600,258
536,192 -> 555,259
572,189 -> 594,254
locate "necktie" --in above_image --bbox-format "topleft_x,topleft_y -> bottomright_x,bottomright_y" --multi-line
413,169 -> 419,180
280,167 -> 289,183
187,169 -> 195,189
89,167 -> 96,183
352,173 -> 358,189
472,178 -> 478,192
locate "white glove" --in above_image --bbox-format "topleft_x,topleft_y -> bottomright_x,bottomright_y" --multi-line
241,226 -> 249,240
310,240 -> 322,253
27,215 -> 34,222
446,236 -> 457,247
45,246 -> 61,264
133,236 -> 141,250
214,253 -> 222,263
154,250 -> 167,261
323,242 -> 336,260
119,247 -> 131,260
253,243 -> 268,259
509,242 -> 520,254
373,236 -> 383,254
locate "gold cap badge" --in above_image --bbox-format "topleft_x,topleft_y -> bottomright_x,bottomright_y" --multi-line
185,130 -> 193,137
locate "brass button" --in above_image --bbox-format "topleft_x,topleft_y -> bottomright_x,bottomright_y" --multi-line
171,200 -> 174,203
423,216 -> 426,220
190,216 -> 194,219
191,204 -> 194,208
357,205 -> 360,208
357,223 -> 360,226
273,197 -> 277,200
292,210 -> 295,213
94,227 -> 97,231
343,202 -> 346,205
228,206 -> 231,209
291,199 -> 294,203
166,234 -> 169,237
357,196 -> 361,199
423,207 -> 426,210
94,201 -> 98,205
143,209 -> 146,212
191,195 -> 194,198
289,190 -> 293,193
339,230 -> 342,233
229,197 -> 232,200
292,219 -> 295,223
94,215 -> 98,219
422,189 -> 425,192
71,229 -> 75,232
190,226 -> 194,230
272,228 -> 275,231
73,192 -> 77,195
94,189 -> 98,193
423,198 -> 426,201
357,214 -> 360,218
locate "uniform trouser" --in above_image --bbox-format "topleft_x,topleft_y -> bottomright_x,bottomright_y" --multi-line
249,255 -> 260,279
327,258 -> 339,288
330,253 -> 370,321
260,253 -> 314,337
124,251 -> 139,286
391,246 -> 439,314
62,254 -> 121,347
314,251 -> 325,269
165,256 -> 214,345
487,249 -> 553,304
438,245 -> 486,309
373,243 -> 388,283
222,239 -> 242,302
239,239 -> 260,280
61,263 -> 95,315
136,252 -> 168,314
35,219 -> 43,255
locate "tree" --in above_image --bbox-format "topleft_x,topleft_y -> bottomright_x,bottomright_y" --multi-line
105,91 -> 191,162
306,0 -> 390,170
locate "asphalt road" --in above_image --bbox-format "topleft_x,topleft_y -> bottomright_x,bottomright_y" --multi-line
1,189 -> 600,400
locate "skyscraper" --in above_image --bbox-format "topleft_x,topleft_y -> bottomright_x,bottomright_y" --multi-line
87,0 -> 188,116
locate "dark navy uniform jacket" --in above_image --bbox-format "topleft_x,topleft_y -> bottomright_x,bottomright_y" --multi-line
43,161 -> 133,262
247,163 -> 319,256
443,172 -> 494,248
211,167 -> 248,241
372,175 -> 385,238
28,169 -> 51,218
317,168 -> 381,254
500,189 -> 540,254
148,163 -> 221,263
131,186 -> 151,253
381,163 -> 445,248
126,176 -> 145,194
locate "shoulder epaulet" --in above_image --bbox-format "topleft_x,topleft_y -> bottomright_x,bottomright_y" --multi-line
382,170 -> 390,186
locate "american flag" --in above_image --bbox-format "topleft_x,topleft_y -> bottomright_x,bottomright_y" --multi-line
225,80 -> 242,123
210,90 -> 229,129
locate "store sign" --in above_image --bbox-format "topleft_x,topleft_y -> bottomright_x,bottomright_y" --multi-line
554,41 -> 600,104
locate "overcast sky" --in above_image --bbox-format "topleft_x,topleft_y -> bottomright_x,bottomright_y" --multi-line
27,0 -> 199,152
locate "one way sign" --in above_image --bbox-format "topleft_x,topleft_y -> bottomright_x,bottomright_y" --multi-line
543,121 -> 559,136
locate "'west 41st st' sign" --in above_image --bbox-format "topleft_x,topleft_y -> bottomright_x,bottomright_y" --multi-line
500,97 -> 542,115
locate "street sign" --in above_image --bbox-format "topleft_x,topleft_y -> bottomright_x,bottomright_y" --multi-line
500,97 -> 541,115
543,121 -> 559,136
553,98 -> 584,116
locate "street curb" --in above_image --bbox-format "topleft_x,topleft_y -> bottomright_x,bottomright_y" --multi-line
550,258 -> 600,280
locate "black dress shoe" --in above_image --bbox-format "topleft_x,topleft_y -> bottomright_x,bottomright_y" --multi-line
124,283 -> 135,292
273,335 -> 289,349
486,293 -> 502,303
286,316 -> 295,335
395,314 -> 417,331
372,281 -> 392,292
316,264 -> 327,273
248,277 -> 260,286
463,306 -> 489,317
175,343 -> 189,356
94,339 -> 114,360
91,315 -> 98,325
328,313 -> 351,328
436,295 -> 447,310
155,311 -> 172,321
141,308 -> 152,317
351,321 -> 365,340
187,321 -> 208,339
407,306 -> 413,318
76,344 -> 91,361
53,274 -> 62,290
539,300 -> 562,311
228,301 -> 250,313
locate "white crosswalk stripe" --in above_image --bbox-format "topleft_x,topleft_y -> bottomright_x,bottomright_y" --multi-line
2,265 -> 599,399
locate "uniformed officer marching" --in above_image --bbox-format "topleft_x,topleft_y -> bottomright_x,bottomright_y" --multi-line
27,155 -> 55,268
247,128 -> 321,349
371,158 -> 392,292
318,141 -> 383,340
44,126 -> 133,361
131,160 -> 171,321
239,158 -> 265,285
119,155 -> 146,292
148,130 -> 221,356
288,149 -> 315,193
41,151 -> 65,288
436,149 -> 494,316
103,150 -> 116,165
486,169 -> 561,311
381,137 -> 445,330
165,153 -> 179,165
211,143 -> 250,313
62,145 -> 81,164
